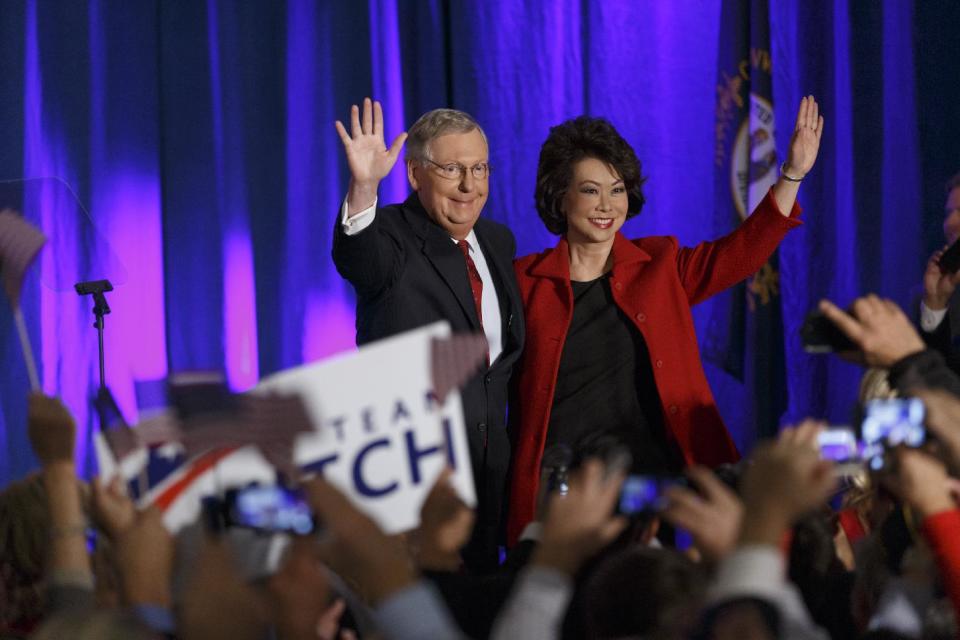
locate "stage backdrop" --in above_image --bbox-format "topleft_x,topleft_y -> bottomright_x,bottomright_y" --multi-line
1,0 -> 958,483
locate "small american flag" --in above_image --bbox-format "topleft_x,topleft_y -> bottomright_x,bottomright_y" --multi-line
132,377 -> 187,445
95,376 -> 314,526
177,389 -> 313,481
0,208 -> 46,305
431,333 -> 489,403
95,387 -> 139,461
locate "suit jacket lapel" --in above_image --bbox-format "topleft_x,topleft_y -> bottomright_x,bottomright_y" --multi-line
475,220 -> 524,365
402,195 -> 482,331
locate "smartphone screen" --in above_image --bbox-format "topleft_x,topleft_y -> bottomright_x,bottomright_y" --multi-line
226,485 -> 314,535
860,398 -> 926,470
817,428 -> 859,462
618,476 -> 683,515
861,398 -> 926,447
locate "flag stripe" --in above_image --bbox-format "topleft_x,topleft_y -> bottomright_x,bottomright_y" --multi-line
152,446 -> 241,511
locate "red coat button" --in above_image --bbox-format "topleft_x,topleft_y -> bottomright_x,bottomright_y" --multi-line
656,359 -> 663,368
636,313 -> 646,322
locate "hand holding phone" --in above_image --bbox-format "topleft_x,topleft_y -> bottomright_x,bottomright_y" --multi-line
817,428 -> 859,463
800,310 -> 857,353
861,398 -> 927,471
224,485 -> 316,535
617,475 -> 686,515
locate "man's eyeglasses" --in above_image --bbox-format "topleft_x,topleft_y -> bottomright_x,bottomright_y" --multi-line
422,159 -> 491,181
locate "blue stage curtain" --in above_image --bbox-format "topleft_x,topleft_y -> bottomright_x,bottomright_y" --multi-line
1,0 -> 958,483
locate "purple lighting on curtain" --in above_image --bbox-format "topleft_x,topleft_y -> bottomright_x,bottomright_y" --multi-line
93,179 -> 169,402
88,0 -> 168,421
302,285 -> 358,363
24,0 -> 94,470
208,0 -> 259,390
369,0 -> 407,204
283,0 -> 358,366
223,232 -> 259,388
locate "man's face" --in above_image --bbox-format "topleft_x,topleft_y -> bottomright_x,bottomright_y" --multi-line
944,187 -> 960,245
407,130 -> 489,241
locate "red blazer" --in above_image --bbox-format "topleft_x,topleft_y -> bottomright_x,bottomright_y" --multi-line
922,509 -> 960,619
507,189 -> 802,544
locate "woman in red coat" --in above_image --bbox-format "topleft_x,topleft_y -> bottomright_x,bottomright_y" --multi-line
507,97 -> 824,544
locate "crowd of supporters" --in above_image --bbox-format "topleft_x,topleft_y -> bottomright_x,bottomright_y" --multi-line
3,291 -> 960,640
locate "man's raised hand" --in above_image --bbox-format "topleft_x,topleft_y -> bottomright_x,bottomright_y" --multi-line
335,97 -> 408,214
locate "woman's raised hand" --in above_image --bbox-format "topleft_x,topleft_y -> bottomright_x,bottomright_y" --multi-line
783,95 -> 824,178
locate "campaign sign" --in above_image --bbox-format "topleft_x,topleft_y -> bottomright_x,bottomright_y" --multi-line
256,321 -> 476,534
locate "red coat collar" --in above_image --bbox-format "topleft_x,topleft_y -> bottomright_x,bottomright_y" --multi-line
529,232 -> 652,280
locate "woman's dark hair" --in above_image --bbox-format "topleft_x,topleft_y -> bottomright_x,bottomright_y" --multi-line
535,116 -> 646,235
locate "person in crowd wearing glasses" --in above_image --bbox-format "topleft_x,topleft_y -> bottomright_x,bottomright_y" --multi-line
506,97 -> 824,545
332,99 -> 524,573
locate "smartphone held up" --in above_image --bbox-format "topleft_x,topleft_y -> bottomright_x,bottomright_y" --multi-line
817,398 -> 928,473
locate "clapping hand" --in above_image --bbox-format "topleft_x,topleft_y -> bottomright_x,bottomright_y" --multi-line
783,95 -> 824,179
334,97 -> 407,213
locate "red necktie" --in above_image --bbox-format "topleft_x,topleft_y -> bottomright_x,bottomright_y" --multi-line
457,239 -> 484,328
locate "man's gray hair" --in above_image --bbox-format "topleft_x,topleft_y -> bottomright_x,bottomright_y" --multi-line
406,108 -> 488,162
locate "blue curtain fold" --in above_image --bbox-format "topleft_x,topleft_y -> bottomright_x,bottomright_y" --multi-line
1,0 -> 957,483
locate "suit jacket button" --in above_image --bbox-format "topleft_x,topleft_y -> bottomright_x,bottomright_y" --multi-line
477,423 -> 487,432
484,374 -> 492,384
656,359 -> 663,368
636,312 -> 646,322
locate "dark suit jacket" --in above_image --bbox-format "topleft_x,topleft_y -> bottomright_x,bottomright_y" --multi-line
914,289 -> 960,376
332,193 -> 525,571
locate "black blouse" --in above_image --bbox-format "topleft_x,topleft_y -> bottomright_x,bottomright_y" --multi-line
545,274 -> 678,473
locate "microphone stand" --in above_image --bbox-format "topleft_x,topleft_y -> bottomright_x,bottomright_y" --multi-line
75,279 -> 113,391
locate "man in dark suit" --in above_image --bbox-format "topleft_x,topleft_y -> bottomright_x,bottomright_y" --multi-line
918,171 -> 960,366
332,98 -> 524,572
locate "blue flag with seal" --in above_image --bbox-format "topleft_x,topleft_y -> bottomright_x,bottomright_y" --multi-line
704,0 -> 786,438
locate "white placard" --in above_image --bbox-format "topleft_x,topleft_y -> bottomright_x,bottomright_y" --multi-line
256,321 -> 476,534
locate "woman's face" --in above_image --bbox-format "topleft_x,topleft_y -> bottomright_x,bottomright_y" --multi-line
562,157 -> 628,245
